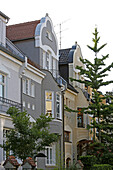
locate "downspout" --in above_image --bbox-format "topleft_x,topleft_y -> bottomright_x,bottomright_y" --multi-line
62,90 -> 65,168
19,56 -> 27,111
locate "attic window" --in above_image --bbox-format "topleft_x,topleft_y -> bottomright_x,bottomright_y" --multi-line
46,31 -> 52,41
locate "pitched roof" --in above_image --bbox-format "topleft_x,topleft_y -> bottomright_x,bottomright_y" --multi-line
6,20 -> 40,41
3,156 -> 20,167
22,157 -> 36,167
59,48 -> 71,64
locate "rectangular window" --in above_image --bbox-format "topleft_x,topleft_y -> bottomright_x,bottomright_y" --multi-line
56,93 -> 61,119
31,83 -> 35,97
0,73 -> 5,98
45,91 -> 53,117
64,131 -> 70,142
46,145 -> 56,165
23,79 -> 35,97
3,128 -> 10,160
46,52 -> 49,69
77,108 -> 84,128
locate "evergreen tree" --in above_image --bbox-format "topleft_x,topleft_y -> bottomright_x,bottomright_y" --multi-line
70,28 -> 113,145
0,107 -> 58,160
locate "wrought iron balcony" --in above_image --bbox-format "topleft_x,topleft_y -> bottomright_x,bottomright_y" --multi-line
0,96 -> 22,113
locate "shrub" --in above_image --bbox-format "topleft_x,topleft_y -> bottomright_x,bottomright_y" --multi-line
92,164 -> 112,170
79,155 -> 97,167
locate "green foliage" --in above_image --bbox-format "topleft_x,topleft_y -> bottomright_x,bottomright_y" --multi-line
101,153 -> 113,166
92,164 -> 112,170
0,107 -> 58,160
79,155 -> 97,167
69,28 -> 113,147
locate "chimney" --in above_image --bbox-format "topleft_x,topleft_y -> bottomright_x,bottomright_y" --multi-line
0,11 -> 9,47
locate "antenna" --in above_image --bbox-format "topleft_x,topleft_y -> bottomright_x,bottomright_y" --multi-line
54,19 -> 70,49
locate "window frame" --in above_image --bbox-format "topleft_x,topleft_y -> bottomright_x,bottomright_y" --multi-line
56,93 -> 62,119
45,91 -> 54,118
0,73 -> 6,98
45,145 -> 56,166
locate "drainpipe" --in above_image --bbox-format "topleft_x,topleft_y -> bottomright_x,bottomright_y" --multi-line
62,90 -> 65,168
19,56 -> 27,111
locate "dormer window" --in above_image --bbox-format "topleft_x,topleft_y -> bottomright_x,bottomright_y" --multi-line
46,31 -> 52,41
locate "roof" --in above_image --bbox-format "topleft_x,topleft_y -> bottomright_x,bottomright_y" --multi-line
59,45 -> 77,64
0,44 -> 25,62
3,156 -> 20,167
0,11 -> 10,21
6,20 -> 40,41
22,157 -> 36,167
59,48 -> 71,64
67,83 -> 78,93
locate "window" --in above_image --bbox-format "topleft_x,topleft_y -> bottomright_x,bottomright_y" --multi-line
32,104 -> 35,110
77,108 -> 84,128
0,73 -> 5,98
46,31 -> 52,41
46,52 -> 49,69
56,93 -> 61,119
45,91 -> 53,117
31,83 -> 35,97
3,128 -> 10,160
46,145 -> 56,165
64,131 -> 70,142
23,79 -> 35,97
28,103 -> 30,109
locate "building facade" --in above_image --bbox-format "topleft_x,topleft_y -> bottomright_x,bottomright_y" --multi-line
7,14 -> 66,169
59,43 -> 91,167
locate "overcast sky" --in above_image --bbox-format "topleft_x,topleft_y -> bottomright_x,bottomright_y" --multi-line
1,0 -> 113,93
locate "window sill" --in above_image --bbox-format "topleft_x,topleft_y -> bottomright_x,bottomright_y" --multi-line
23,93 -> 35,98
45,164 -> 56,168
64,141 -> 72,143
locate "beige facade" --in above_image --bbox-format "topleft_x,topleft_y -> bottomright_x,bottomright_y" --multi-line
64,43 -> 92,168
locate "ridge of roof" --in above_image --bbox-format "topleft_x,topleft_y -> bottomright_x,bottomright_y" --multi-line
7,20 -> 40,27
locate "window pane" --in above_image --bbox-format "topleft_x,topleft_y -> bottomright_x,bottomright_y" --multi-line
46,92 -> 52,100
46,101 -> 52,116
47,148 -> 49,164
50,148 -> 52,164
0,74 -> 4,83
0,84 -> 4,97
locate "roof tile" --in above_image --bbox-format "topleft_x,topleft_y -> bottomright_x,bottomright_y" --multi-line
6,20 -> 40,41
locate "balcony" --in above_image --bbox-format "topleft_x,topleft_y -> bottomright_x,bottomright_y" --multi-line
0,96 -> 22,113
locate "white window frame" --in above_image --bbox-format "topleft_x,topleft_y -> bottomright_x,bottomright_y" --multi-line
56,93 -> 62,119
45,91 -> 54,118
45,145 -> 56,166
31,82 -> 35,97
0,73 -> 6,98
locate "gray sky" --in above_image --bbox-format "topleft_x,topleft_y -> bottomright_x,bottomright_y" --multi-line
1,0 -> 113,93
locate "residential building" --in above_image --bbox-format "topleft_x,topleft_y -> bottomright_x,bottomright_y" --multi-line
0,11 -> 24,168
59,43 -> 91,167
7,14 -> 66,169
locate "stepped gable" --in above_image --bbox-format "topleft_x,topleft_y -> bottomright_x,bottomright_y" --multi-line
6,20 -> 40,41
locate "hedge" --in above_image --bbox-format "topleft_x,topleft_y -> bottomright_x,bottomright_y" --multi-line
92,164 -> 112,170
79,155 -> 97,167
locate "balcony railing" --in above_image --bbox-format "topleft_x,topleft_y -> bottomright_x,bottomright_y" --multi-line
0,96 -> 22,113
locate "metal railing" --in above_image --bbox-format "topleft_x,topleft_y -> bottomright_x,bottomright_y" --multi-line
0,96 -> 22,113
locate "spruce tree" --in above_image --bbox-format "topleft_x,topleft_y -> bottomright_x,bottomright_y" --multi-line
70,28 -> 113,145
